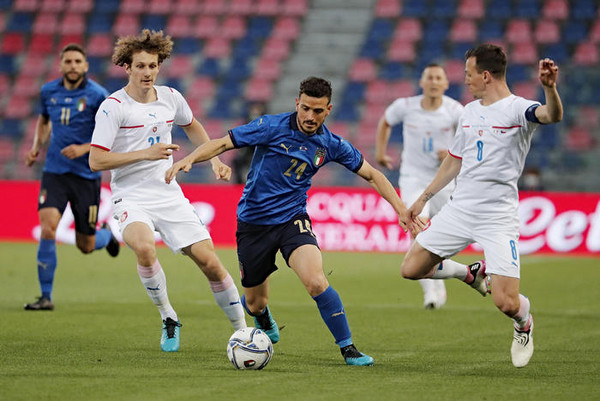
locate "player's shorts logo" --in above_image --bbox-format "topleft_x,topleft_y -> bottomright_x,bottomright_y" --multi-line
313,148 -> 326,166
39,189 -> 47,205
422,220 -> 432,231
120,211 -> 128,223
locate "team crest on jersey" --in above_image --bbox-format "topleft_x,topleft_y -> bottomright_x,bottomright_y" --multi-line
153,126 -> 158,133
76,98 -> 86,112
478,130 -> 483,136
313,148 -> 326,166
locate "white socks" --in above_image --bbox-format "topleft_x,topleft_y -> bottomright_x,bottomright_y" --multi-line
430,259 -> 468,280
209,273 -> 247,330
137,260 -> 177,322
513,294 -> 531,330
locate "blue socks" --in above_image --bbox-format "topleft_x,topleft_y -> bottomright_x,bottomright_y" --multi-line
37,239 -> 57,300
313,286 -> 352,348
94,228 -> 111,250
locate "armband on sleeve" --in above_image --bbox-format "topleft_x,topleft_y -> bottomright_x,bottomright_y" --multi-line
525,104 -> 542,124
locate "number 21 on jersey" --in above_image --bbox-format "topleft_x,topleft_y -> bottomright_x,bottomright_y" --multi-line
148,136 -> 160,146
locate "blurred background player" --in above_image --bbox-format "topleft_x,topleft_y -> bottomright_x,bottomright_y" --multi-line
375,63 -> 464,310
401,44 -> 563,368
166,76 -> 423,366
24,44 -> 119,311
89,30 -> 246,352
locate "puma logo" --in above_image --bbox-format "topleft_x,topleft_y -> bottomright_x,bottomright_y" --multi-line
331,311 -> 345,318
280,143 -> 292,153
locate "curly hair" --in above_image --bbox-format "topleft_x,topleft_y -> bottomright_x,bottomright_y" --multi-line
112,29 -> 173,66
299,77 -> 333,103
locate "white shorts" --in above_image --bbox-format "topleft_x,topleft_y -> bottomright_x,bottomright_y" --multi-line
113,196 -> 211,253
416,203 -> 521,278
400,175 -> 455,218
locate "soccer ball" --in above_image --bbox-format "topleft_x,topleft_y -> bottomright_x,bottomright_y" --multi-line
227,327 -> 273,370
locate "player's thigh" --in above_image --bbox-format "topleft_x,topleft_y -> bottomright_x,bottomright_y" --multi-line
152,199 -> 212,253
288,244 -> 328,295
415,205 -> 473,260
236,220 -> 279,288
67,175 -> 101,236
475,226 -> 521,279
401,240 -> 444,278
122,221 -> 157,261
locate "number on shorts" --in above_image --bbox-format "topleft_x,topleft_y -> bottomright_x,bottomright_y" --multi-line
148,136 -> 160,146
476,140 -> 484,161
509,240 -> 518,260
294,219 -> 315,237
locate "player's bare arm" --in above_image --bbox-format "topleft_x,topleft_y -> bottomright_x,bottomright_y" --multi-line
25,115 -> 51,166
165,135 -> 234,183
534,58 -> 563,124
409,154 -> 462,218
89,142 -> 179,172
182,119 -> 231,181
61,143 -> 91,160
374,116 -> 394,169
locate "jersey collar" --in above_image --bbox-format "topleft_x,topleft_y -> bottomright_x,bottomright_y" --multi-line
290,112 -> 325,136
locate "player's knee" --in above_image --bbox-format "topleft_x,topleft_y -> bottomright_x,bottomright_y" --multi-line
134,242 -> 156,265
40,226 -> 57,240
400,261 -> 418,280
77,243 -> 94,254
304,277 -> 328,297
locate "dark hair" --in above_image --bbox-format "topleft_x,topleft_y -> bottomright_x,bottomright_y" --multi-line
299,77 -> 332,103
465,44 -> 507,79
60,43 -> 86,59
424,62 -> 443,69
112,29 -> 173,66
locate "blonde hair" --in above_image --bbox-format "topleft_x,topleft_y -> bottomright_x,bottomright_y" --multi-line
112,29 -> 173,66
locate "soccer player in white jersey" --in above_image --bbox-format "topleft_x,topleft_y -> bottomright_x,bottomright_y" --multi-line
400,44 -> 563,367
88,30 -> 246,352
375,64 -> 466,310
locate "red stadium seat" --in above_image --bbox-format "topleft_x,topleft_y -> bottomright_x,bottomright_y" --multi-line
60,13 -> 86,36
449,19 -> 478,42
326,122 -> 351,139
513,81 -> 538,100
444,59 -> 466,84
393,18 -> 422,42
58,34 -> 84,50
13,0 -> 38,12
29,34 -> 55,54
1,33 -> 26,54
589,19 -> 600,43
194,16 -> 219,39
261,37 -> 290,60
254,58 -> 282,81
66,0 -> 93,13
534,20 -> 560,44
174,0 -> 199,15
565,126 -> 594,151
164,55 -> 194,78
387,39 -> 416,62
222,16 -> 247,39
510,42 -> 538,64
256,0 -> 280,16
578,106 -> 600,128
374,0 -> 401,18
0,138 -> 15,164
457,0 -> 484,19
13,74 -> 40,98
365,79 -> 392,104
4,97 -> 32,119
281,0 -> 308,17
187,76 -> 216,99
202,0 -> 226,15
106,63 -> 128,78
272,17 -> 300,40
87,33 -> 114,57
245,78 -> 273,102
573,42 -> 599,66
390,79 -> 415,98
229,0 -> 253,15
349,59 -> 377,82
120,0 -> 145,14
113,14 -> 140,37
40,0 -> 65,13
20,53 -> 49,78
0,74 -> 10,95
542,0 -> 569,20
203,37 -> 231,58
166,15 -> 193,38
506,20 -> 533,44
149,0 -> 172,14
33,13 -> 59,34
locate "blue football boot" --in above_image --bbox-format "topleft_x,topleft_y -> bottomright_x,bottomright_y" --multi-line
341,344 -> 374,366
253,306 -> 280,344
161,318 -> 182,352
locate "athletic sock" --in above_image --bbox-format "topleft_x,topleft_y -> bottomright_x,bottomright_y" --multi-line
312,286 -> 352,348
37,239 -> 57,300
209,273 -> 247,330
137,260 -> 177,321
93,228 -> 111,250
430,259 -> 468,281
419,278 -> 436,293
512,294 -> 532,331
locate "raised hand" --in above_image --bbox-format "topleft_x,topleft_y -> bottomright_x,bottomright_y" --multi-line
538,58 -> 559,88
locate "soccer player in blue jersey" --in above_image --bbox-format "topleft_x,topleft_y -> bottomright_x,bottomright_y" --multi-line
24,44 -> 119,311
166,77 -> 421,366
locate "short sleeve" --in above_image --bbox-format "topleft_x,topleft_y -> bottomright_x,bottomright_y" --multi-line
448,117 -> 466,159
333,136 -> 364,172
91,98 -> 122,151
515,97 -> 541,131
229,116 -> 271,148
170,88 -> 194,127
39,85 -> 49,117
384,98 -> 408,126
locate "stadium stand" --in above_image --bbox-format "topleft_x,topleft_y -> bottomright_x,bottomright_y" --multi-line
0,0 -> 597,190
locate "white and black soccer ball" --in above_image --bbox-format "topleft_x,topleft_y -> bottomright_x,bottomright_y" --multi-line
227,327 -> 273,370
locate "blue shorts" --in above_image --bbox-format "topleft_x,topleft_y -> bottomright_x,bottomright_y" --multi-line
236,213 -> 319,288
38,172 -> 101,235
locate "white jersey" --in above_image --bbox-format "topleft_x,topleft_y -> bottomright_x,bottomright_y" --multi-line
91,86 -> 194,203
385,94 -> 464,181
448,94 -> 540,217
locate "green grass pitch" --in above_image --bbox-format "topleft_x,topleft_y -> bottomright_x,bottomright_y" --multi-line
0,242 -> 598,401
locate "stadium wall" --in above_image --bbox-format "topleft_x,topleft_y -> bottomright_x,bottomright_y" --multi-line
1,180 -> 599,255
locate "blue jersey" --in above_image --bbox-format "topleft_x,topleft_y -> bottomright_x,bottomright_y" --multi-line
229,112 -> 364,225
39,77 -> 108,180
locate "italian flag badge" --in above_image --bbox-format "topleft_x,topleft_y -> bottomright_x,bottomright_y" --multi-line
77,98 -> 86,112
313,148 -> 326,166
